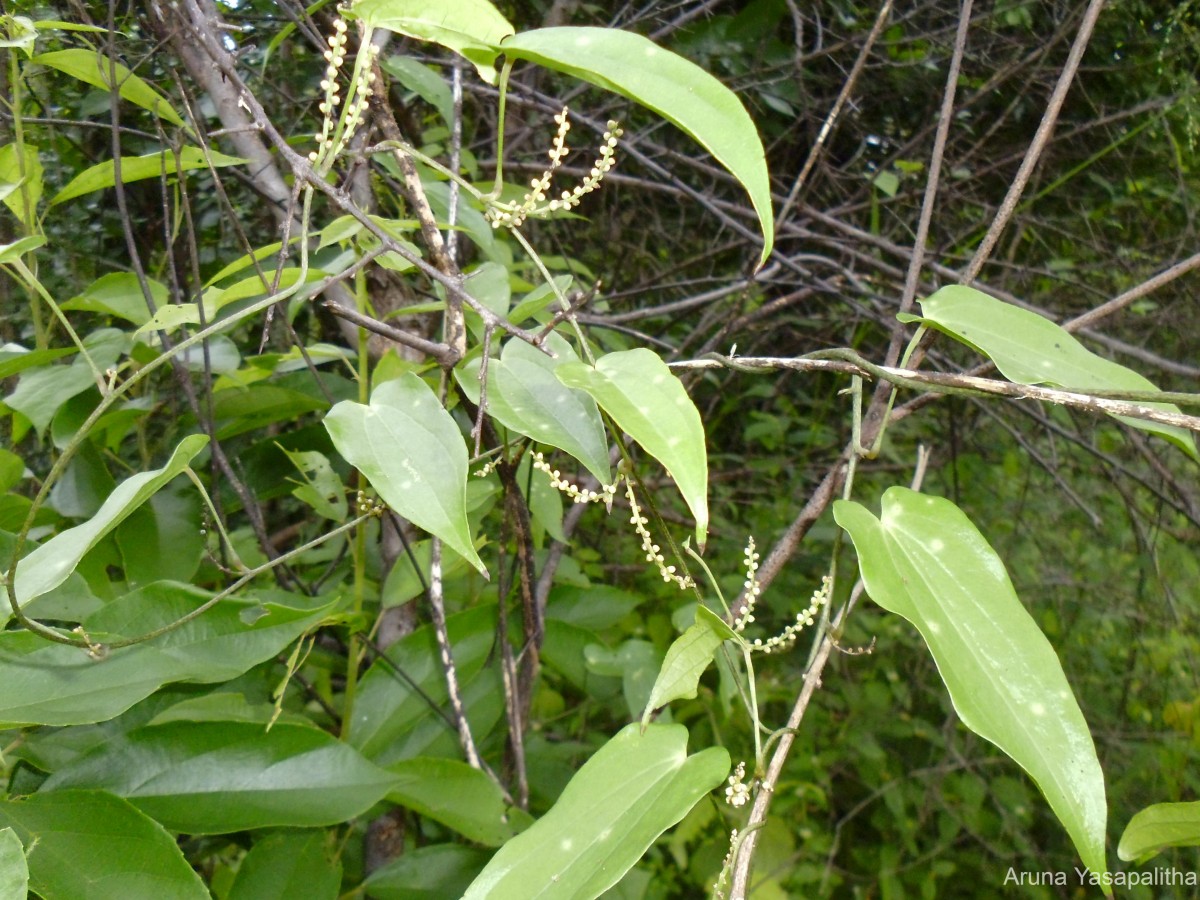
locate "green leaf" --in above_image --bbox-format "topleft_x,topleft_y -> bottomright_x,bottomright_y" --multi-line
557,349 -> 708,546
380,55 -> 454,125
324,373 -> 486,574
641,605 -> 735,728
0,235 -> 46,264
0,585 -> 336,727
350,0 -> 514,84
482,332 -> 611,484
462,723 -> 729,899
914,285 -> 1198,458
0,345 -> 71,380
0,448 -> 22,494
1118,801 -> 1200,862
348,605 -> 497,762
115,489 -> 205,586
279,447 -> 347,521
51,146 -> 247,205
0,827 -> 27,900
4,363 -> 96,436
33,49 -> 186,127
0,790 -> 208,900
363,844 -> 489,900
0,143 -> 43,221
61,272 -> 168,327
228,831 -> 342,900
833,488 -> 1109,884
584,639 -> 661,723
42,721 -> 400,834
0,15 -> 38,55
499,27 -> 774,266
3,433 -> 208,622
388,757 -> 528,846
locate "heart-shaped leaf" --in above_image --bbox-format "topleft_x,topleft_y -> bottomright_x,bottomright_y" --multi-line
325,374 -> 486,574
485,333 -> 611,484
834,488 -> 1109,886
0,586 -> 337,727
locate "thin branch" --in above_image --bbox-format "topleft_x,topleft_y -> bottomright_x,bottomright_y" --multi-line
672,354 -> 1200,432
962,0 -> 1107,283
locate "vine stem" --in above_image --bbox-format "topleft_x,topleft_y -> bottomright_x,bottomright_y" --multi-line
728,451 -> 928,897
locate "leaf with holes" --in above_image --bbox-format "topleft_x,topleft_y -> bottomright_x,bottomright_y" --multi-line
324,374 -> 486,574
834,488 -> 1109,889
557,349 -> 707,546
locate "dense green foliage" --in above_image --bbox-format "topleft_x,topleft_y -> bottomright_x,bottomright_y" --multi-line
2,1 -> 1200,898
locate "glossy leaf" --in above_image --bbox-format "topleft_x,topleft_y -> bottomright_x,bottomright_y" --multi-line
462,723 -> 729,899
558,349 -> 707,545
351,0 -> 514,84
42,721 -> 400,834
641,606 -> 735,728
325,374 -> 485,573
833,488 -> 1108,883
0,790 -> 207,900
485,333 -> 611,483
0,827 -> 26,900
3,433 -> 208,622
33,50 -> 186,127
500,27 -> 774,266
388,757 -> 527,846
227,831 -> 341,900
1118,801 -> 1200,862
51,147 -> 246,205
912,285 -> 1198,458
0,585 -> 337,727
363,844 -> 489,900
